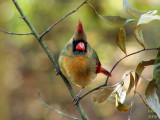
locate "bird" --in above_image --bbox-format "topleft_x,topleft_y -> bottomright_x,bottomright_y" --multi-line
58,21 -> 110,103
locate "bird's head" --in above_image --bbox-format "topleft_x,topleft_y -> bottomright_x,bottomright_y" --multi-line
72,21 -> 87,54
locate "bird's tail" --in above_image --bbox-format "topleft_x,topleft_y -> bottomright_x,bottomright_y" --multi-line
101,67 -> 111,76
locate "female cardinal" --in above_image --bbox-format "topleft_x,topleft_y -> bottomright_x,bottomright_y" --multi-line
58,21 -> 110,102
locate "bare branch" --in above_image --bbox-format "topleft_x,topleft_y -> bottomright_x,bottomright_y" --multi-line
0,29 -> 32,35
12,0 -> 40,40
79,71 -> 132,101
79,47 -> 160,101
11,0 -> 89,119
39,93 -> 81,120
105,48 -> 159,84
39,0 -> 88,39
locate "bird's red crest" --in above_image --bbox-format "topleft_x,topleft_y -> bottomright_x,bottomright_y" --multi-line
77,21 -> 83,34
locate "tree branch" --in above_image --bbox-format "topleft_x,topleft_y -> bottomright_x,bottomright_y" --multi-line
11,0 -> 89,119
39,93 -> 81,120
12,0 -> 40,40
79,71 -> 131,101
0,29 -> 32,35
39,0 -> 88,39
79,47 -> 160,101
105,48 -> 160,84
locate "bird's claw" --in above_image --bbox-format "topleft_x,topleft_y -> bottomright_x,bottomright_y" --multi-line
55,68 -> 61,75
73,96 -> 80,105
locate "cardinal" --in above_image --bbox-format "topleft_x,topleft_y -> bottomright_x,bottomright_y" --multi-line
58,21 -> 110,103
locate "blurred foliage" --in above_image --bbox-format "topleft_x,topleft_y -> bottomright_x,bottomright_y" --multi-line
0,0 -> 160,120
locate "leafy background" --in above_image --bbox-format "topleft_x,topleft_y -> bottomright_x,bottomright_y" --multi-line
0,0 -> 160,120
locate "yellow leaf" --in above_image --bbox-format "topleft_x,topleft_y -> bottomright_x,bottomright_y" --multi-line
145,79 -> 160,118
93,82 -> 125,103
123,0 -> 146,17
116,28 -> 127,54
127,73 -> 135,94
93,88 -> 115,103
107,83 -> 124,102
134,25 -> 145,48
135,59 -> 155,90
115,94 -> 131,113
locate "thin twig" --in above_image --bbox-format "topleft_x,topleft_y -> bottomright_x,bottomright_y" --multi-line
39,0 -> 88,39
102,71 -> 132,89
0,29 -> 32,35
39,93 -> 81,120
12,0 -> 40,40
105,48 -> 159,84
79,48 -> 160,101
79,71 -> 132,100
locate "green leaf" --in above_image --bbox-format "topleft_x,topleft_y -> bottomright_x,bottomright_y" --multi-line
88,2 -> 134,26
135,59 -> 156,89
127,73 -> 135,94
137,10 -> 160,25
134,25 -> 145,48
123,0 -> 146,17
99,15 -> 134,26
116,28 -> 127,54
153,50 -> 160,89
145,79 -> 160,118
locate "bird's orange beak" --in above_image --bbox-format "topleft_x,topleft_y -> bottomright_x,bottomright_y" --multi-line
76,42 -> 85,51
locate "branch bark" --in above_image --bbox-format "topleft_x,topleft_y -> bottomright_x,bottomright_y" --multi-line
39,93 -> 81,120
0,29 -> 32,35
105,48 -> 159,84
39,0 -> 88,39
79,47 -> 160,101
11,0 -> 89,119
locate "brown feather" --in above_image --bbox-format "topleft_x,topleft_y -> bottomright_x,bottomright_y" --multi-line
59,40 -> 98,87
58,21 -> 110,87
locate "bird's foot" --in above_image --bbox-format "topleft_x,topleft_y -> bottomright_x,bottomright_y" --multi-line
73,95 -> 80,105
73,87 -> 84,105
55,68 -> 61,75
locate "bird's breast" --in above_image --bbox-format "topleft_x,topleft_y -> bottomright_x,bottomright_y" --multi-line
59,54 -> 97,87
